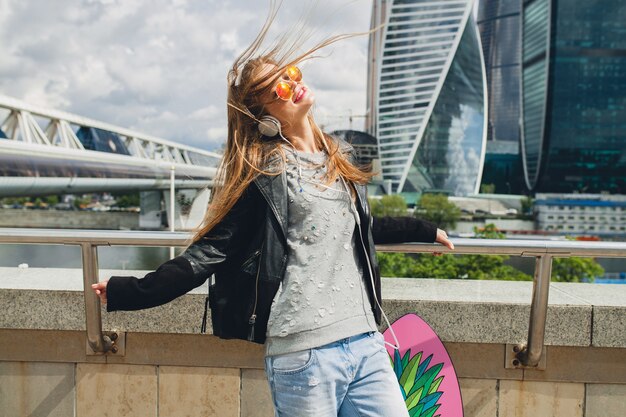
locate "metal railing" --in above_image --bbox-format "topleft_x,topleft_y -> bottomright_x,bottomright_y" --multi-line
0,228 -> 625,366
377,238 -> 626,368
0,228 -> 190,355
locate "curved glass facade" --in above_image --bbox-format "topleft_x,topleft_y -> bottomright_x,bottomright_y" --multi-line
369,0 -> 487,196
520,0 -> 626,193
521,0 -> 550,189
404,20 -> 486,195
477,0 -> 521,144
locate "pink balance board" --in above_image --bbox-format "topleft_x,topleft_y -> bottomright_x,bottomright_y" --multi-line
383,313 -> 463,417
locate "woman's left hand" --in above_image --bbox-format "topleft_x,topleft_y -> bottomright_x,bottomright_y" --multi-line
435,228 -> 454,250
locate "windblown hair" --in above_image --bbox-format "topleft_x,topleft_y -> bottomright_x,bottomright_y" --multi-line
192,1 -> 376,242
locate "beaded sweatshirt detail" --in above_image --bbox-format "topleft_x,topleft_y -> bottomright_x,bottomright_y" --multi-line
265,148 -> 377,356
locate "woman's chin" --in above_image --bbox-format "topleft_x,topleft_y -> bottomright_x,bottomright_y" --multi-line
296,94 -> 315,111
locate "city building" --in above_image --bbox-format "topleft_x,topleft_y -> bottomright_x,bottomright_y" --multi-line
476,0 -> 525,195
477,0 -> 522,145
520,0 -> 626,193
480,140 -> 526,195
534,193 -> 626,236
366,0 -> 487,196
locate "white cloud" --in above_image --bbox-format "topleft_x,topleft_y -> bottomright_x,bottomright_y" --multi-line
0,0 -> 373,152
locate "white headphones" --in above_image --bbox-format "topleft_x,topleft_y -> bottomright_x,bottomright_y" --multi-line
258,115 -> 281,137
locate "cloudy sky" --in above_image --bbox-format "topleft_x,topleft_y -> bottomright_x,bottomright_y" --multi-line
0,0 -> 372,151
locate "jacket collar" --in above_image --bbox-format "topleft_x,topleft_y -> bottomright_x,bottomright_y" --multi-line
252,136 -> 362,242
254,171 -> 289,241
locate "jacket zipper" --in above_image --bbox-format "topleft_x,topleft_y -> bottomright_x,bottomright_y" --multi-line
247,243 -> 264,341
241,249 -> 261,271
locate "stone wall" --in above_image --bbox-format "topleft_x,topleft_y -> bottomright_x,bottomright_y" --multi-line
1,275 -> 624,417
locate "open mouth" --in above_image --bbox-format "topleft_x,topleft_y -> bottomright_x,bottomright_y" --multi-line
293,86 -> 307,103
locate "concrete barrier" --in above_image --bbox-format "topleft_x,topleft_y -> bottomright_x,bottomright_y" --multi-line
0,270 -> 625,417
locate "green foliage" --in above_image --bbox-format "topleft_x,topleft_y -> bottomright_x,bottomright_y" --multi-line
377,252 -> 456,279
474,223 -> 505,239
378,223 -> 531,281
378,222 -> 605,282
480,183 -> 496,194
414,193 -> 461,230
521,196 -> 533,215
73,196 -> 91,209
552,257 -> 603,283
44,195 -> 59,205
1,196 -> 59,207
369,195 -> 408,217
377,252 -> 531,281
113,193 -> 140,208
551,236 -> 604,283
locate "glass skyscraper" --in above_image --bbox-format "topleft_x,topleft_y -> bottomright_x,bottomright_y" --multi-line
477,0 -> 521,144
476,0 -> 526,195
521,0 -> 626,193
367,0 -> 487,196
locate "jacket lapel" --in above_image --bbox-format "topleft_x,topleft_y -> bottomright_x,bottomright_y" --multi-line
254,171 -> 289,241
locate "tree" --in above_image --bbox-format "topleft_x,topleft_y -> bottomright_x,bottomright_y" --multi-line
550,237 -> 604,283
521,196 -> 533,216
480,183 -> 496,194
113,193 -> 140,208
414,193 -> 461,230
377,223 -> 531,281
474,223 -> 505,239
454,224 -> 531,281
369,195 -> 408,217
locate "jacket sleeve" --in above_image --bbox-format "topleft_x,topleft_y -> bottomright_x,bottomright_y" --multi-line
371,216 -> 438,244
106,185 -> 260,312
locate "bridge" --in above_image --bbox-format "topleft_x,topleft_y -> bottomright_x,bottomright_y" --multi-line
0,94 -> 222,228
0,94 -> 221,197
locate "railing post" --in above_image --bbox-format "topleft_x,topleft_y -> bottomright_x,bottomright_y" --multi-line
516,254 -> 553,367
80,243 -> 113,354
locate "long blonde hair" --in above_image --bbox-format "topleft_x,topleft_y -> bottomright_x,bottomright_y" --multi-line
193,2 -> 375,242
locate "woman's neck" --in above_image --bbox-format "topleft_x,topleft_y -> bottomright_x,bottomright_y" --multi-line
282,118 -> 319,153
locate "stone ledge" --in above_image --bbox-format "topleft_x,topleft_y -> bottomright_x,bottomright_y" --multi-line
0,268 -> 624,348
1,330 -> 624,384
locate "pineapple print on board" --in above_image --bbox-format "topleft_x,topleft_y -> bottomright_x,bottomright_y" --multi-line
383,314 -> 463,417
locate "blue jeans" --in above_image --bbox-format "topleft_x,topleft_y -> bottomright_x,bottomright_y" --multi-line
264,331 -> 409,417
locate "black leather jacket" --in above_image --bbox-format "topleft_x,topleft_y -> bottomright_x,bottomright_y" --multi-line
106,142 -> 437,344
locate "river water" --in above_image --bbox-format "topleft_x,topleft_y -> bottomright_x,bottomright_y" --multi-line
0,244 -> 175,271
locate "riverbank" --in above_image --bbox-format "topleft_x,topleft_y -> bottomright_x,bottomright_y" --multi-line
0,208 -> 139,230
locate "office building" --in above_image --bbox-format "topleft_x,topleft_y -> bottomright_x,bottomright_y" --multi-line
366,0 -> 487,196
520,0 -> 626,193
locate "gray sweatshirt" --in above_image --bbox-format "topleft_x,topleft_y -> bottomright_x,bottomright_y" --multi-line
265,148 -> 377,356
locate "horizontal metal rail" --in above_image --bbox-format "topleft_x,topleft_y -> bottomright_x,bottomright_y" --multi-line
0,228 -> 190,355
1,229 -> 625,366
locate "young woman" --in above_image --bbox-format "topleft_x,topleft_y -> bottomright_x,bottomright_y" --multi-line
92,12 -> 454,417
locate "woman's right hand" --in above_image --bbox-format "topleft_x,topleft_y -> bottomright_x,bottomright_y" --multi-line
91,280 -> 109,305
